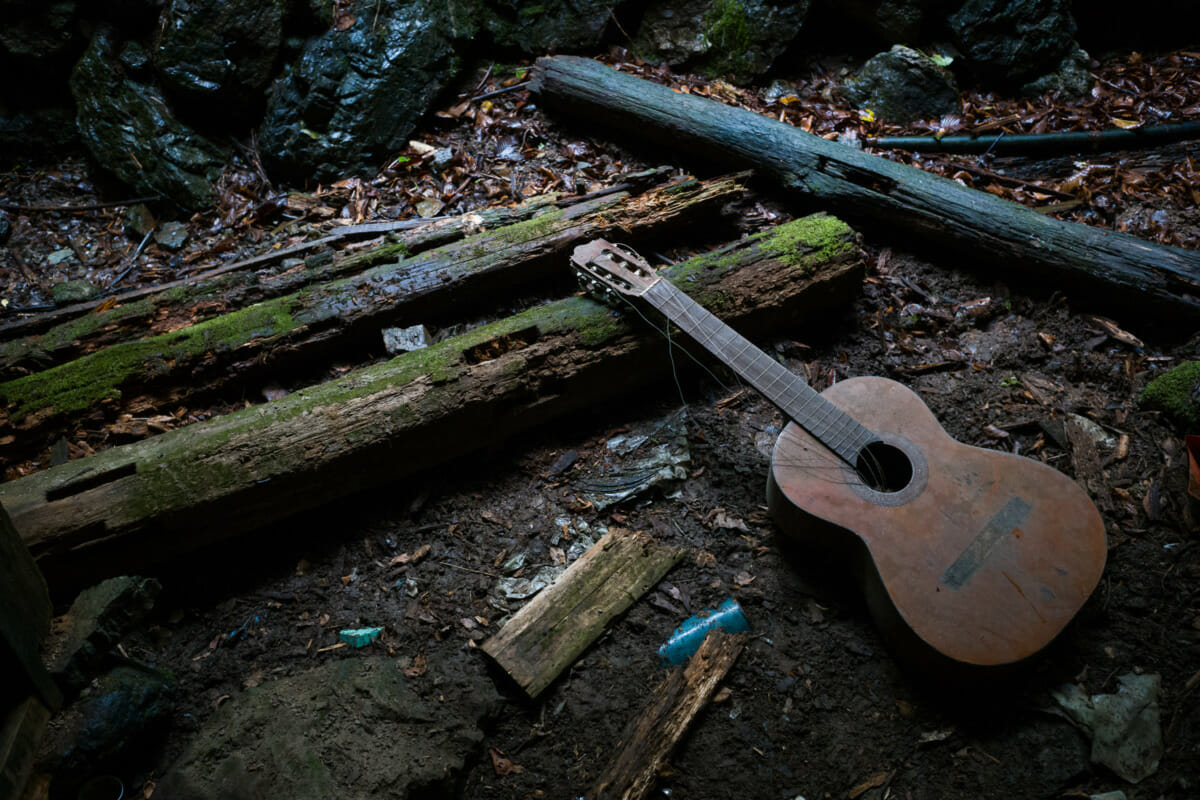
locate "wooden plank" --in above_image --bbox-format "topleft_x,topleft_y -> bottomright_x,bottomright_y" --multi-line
0,697 -> 51,800
0,213 -> 863,592
589,630 -> 747,800
482,528 -> 685,698
0,503 -> 58,712
530,56 -> 1200,317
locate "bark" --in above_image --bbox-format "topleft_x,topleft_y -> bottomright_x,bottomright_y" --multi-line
482,527 -> 685,698
588,630 -> 747,800
0,213 -> 863,592
0,175 -> 741,462
530,56 -> 1200,317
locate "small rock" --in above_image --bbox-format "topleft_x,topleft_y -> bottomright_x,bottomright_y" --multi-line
47,247 -> 76,266
431,147 -> 455,170
839,45 -> 960,124
1023,48 -> 1094,97
382,324 -> 431,354
123,204 -> 157,238
154,221 -> 189,251
47,665 -> 176,792
48,576 -> 162,696
51,279 -> 100,305
415,198 -> 444,218
0,211 -> 10,245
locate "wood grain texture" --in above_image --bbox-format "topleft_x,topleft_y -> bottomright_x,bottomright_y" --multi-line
588,630 -> 747,800
0,214 -> 862,593
481,528 -> 685,698
531,56 -> 1200,317
0,696 -> 50,800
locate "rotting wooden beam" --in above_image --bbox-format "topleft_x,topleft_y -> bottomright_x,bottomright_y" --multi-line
0,175 -> 742,461
482,527 -> 685,698
588,630 -> 747,800
531,56 -> 1200,317
0,212 -> 863,592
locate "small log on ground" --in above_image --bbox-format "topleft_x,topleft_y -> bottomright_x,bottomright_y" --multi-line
0,213 -> 863,591
0,175 -> 741,461
482,527 -> 685,698
588,630 -> 747,800
531,56 -> 1200,317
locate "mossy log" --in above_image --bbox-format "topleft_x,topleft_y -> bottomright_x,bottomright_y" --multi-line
0,195 -> 564,378
531,56 -> 1200,317
0,175 -> 741,460
588,630 -> 747,800
482,527 -> 686,698
0,213 -> 863,591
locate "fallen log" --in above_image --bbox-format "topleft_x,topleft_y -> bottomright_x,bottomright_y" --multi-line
588,630 -> 747,800
0,167 -> 679,374
530,56 -> 1200,317
0,175 -> 740,464
482,527 -> 685,698
0,213 -> 863,592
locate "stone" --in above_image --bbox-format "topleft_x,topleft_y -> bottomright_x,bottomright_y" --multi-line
156,656 -> 500,799
47,576 -> 162,696
154,0 -> 288,123
632,0 -> 810,80
831,0 -> 942,45
1140,360 -> 1200,430
1022,48 -> 1094,98
258,1 -> 463,181
382,324 -> 431,355
839,45 -> 960,124
123,204 -> 157,238
51,280 -> 100,305
70,27 -> 229,209
154,221 -> 190,251
948,0 -> 1080,87
482,0 -> 616,52
46,665 -> 176,792
0,211 -> 9,245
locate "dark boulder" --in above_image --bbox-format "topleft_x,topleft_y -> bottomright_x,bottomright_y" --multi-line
948,0 -> 1081,87
70,27 -> 228,209
840,45 -> 960,123
258,0 -> 461,181
481,0 -> 616,51
827,0 -> 952,45
633,0 -> 810,81
153,0 -> 288,124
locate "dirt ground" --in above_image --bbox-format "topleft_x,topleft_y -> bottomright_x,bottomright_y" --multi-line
6,53 -> 1200,800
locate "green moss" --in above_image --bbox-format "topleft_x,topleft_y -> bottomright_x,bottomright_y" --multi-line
703,0 -> 753,77
1,298 -> 300,419
758,213 -> 857,272
1140,360 -> 1200,428
489,209 -> 564,245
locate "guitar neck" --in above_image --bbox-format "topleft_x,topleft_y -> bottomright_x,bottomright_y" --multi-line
643,278 -> 874,465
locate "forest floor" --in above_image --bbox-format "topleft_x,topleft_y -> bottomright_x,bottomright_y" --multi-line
4,49 -> 1200,800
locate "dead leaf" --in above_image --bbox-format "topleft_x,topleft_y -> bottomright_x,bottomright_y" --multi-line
734,571 -> 755,586
405,653 -> 427,677
712,511 -> 750,531
489,747 -> 523,776
847,771 -> 889,799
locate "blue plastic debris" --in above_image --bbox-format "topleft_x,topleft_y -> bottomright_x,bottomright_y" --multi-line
339,627 -> 384,648
658,597 -> 750,665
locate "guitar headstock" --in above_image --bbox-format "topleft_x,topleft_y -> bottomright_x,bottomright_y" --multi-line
570,239 -> 660,302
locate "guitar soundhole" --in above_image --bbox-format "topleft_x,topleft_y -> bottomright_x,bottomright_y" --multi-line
855,441 -> 913,493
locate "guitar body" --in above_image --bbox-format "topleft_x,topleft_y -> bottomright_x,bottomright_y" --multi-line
768,376 -> 1106,672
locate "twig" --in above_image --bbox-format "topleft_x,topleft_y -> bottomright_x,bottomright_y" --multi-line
474,81 -> 529,102
0,195 -> 160,213
439,560 -> 498,578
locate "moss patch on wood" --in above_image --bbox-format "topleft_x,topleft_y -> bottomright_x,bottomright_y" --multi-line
1140,360 -> 1200,428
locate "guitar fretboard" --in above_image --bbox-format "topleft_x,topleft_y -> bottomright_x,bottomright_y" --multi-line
643,278 -> 875,466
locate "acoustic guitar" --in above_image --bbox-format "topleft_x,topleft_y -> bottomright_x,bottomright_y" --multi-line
571,238 -> 1107,673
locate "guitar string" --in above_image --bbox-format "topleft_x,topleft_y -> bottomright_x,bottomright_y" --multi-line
609,283 -> 877,490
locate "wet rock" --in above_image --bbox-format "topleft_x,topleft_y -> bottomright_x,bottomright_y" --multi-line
633,0 -> 810,80
51,280 -> 100,305
0,211 -> 9,245
382,324 -> 431,355
154,0 -> 288,123
47,576 -> 162,697
157,656 -> 500,799
1140,360 -> 1200,429
839,45 -> 960,123
154,221 -> 189,251
0,1 -> 80,70
0,104 -> 79,156
831,0 -> 944,44
1022,48 -> 1094,98
482,0 -> 615,52
46,665 -> 176,793
70,27 -> 228,209
948,0 -> 1080,87
123,204 -> 157,238
259,1 -> 461,181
